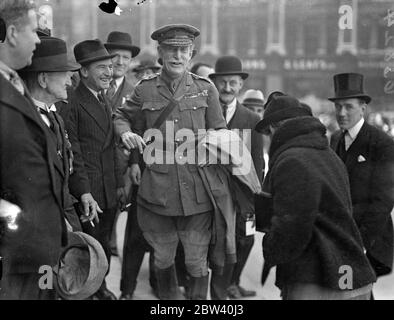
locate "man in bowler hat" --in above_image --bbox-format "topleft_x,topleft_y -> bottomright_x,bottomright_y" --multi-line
114,24 -> 229,300
209,56 -> 264,300
329,73 -> 394,293
18,36 -> 83,233
61,39 -> 125,300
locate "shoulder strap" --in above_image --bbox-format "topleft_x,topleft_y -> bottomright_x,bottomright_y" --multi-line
152,94 -> 184,129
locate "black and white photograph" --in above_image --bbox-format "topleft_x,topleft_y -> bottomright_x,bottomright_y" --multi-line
1,0 -> 394,305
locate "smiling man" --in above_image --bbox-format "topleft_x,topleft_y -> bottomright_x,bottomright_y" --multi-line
60,39 -> 125,300
114,24 -> 228,300
329,73 -> 394,298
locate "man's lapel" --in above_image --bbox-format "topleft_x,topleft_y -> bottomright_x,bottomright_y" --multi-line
78,83 -> 110,134
344,122 -> 370,173
227,101 -> 241,129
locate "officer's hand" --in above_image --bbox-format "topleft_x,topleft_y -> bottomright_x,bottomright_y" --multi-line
80,193 -> 101,224
130,163 -> 141,185
121,131 -> 146,154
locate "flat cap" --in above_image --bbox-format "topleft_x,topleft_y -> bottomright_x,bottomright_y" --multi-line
151,24 -> 200,47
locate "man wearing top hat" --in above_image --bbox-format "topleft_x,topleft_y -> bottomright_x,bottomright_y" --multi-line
18,36 -> 83,234
0,0 -> 65,300
114,24 -> 229,300
329,73 -> 394,288
61,39 -> 125,300
209,56 -> 264,300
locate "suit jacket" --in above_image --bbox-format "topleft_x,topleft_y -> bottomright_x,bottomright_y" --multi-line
331,122 -> 394,276
228,102 -> 265,217
107,77 -> 134,114
0,75 -> 67,275
61,82 -> 123,210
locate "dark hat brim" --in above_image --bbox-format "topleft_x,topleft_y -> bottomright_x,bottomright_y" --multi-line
21,61 -> 81,73
78,53 -> 117,66
104,43 -> 140,58
209,71 -> 249,80
328,94 -> 371,104
255,108 -> 312,133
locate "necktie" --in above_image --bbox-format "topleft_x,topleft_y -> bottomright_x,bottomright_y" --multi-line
106,79 -> 117,99
222,104 -> 228,122
39,108 -> 63,158
337,130 -> 348,163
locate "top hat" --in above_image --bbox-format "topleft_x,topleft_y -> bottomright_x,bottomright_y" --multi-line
243,89 -> 265,107
151,24 -> 200,47
74,39 -> 117,66
209,56 -> 249,80
255,95 -> 312,133
132,59 -> 161,73
21,37 -> 80,72
53,231 -> 108,300
104,31 -> 140,58
328,73 -> 371,104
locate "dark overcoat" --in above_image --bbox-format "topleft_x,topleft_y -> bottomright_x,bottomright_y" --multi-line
331,122 -> 394,276
261,117 -> 376,290
0,76 -> 67,275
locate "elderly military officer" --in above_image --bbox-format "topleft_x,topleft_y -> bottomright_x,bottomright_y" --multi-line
114,24 -> 227,300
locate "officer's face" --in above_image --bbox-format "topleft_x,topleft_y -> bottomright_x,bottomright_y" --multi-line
214,75 -> 244,105
109,49 -> 132,79
44,71 -> 73,102
158,44 -> 193,78
81,59 -> 113,91
334,98 -> 366,130
12,10 -> 41,70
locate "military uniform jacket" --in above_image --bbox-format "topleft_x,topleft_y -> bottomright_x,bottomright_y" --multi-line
114,71 -> 227,216
331,122 -> 394,276
0,75 -> 67,274
62,82 -> 124,210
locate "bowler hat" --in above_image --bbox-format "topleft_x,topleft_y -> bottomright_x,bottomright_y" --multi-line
328,73 -> 371,104
53,231 -> 108,300
152,24 -> 200,47
209,56 -> 249,80
243,89 -> 265,107
104,31 -> 140,58
21,37 -> 80,72
74,39 -> 117,66
255,95 -> 312,133
132,59 -> 161,73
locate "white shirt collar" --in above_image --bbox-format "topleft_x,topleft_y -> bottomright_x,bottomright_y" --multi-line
114,76 -> 124,90
347,117 -> 364,140
32,98 -> 57,112
225,98 -> 237,123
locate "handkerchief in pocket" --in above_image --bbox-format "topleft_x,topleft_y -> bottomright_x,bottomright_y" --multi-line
358,155 -> 366,162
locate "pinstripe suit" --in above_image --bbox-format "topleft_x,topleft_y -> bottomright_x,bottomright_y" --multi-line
61,82 -> 124,270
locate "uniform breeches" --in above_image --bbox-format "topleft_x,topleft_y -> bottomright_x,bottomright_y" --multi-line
137,206 -> 212,278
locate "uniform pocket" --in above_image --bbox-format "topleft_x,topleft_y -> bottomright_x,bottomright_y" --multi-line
138,164 -> 169,206
179,99 -> 208,131
142,101 -> 167,129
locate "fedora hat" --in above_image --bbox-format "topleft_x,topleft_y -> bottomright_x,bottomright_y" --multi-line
74,39 -> 117,66
104,31 -> 140,58
53,231 -> 108,300
243,89 -> 265,107
21,37 -> 80,73
255,95 -> 312,133
209,56 -> 249,80
328,73 -> 371,104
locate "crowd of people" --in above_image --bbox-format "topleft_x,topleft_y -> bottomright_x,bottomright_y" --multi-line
1,0 -> 394,300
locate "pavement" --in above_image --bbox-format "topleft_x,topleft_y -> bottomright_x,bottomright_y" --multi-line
106,211 -> 394,300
